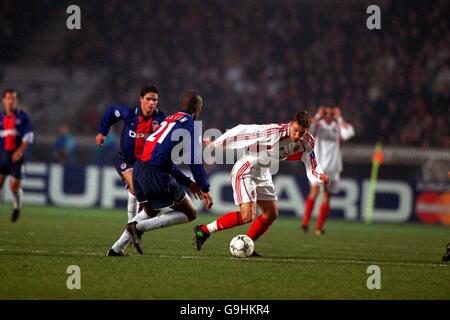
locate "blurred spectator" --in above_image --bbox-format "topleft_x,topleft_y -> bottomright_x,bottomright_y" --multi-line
52,124 -> 76,165
2,0 -> 449,148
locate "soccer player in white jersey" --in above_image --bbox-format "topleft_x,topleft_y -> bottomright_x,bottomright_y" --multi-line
194,111 -> 329,255
301,106 -> 355,235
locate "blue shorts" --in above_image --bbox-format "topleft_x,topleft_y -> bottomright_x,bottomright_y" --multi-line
132,161 -> 186,210
0,151 -> 24,180
113,151 -> 136,176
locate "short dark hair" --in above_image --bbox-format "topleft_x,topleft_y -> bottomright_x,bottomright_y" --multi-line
292,111 -> 311,129
180,91 -> 203,114
140,85 -> 158,97
2,88 -> 17,98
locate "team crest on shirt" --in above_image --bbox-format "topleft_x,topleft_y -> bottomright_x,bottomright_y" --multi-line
114,110 -> 121,118
120,163 -> 127,170
294,145 -> 300,152
152,120 -> 160,132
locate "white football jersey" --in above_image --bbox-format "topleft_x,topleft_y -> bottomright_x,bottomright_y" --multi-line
213,123 -> 325,185
310,119 -> 355,173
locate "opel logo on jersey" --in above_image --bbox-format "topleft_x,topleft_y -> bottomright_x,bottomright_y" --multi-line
0,129 -> 18,137
128,130 -> 145,138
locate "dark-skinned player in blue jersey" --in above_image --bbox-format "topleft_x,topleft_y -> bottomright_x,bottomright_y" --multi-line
107,91 -> 213,256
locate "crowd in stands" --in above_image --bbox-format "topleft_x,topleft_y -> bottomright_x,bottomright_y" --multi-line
3,0 -> 449,148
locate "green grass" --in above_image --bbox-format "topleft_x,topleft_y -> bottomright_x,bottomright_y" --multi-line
0,204 -> 449,299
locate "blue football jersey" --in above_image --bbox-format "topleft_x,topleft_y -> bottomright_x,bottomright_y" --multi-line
140,111 -> 209,192
98,105 -> 166,161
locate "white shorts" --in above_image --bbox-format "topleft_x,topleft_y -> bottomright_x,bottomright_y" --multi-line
312,171 -> 340,193
231,159 -> 277,205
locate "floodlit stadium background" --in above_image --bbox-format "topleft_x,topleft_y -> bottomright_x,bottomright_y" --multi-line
0,0 -> 449,224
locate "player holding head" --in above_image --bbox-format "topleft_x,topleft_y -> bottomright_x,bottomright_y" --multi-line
96,85 -> 166,222
0,89 -> 34,222
194,111 -> 329,255
107,91 -> 213,256
301,105 -> 355,235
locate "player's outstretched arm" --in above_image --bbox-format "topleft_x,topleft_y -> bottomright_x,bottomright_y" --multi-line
171,165 -> 204,199
213,124 -> 266,150
201,192 -> 213,210
300,140 -> 328,186
97,104 -> 128,141
185,117 -> 212,206
12,142 -> 30,163
13,112 -> 34,163
95,133 -> 105,146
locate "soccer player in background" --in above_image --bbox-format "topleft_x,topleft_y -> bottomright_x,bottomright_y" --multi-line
194,111 -> 329,255
0,89 -> 34,222
108,91 -> 213,256
443,243 -> 450,262
301,106 -> 355,235
96,85 -> 166,222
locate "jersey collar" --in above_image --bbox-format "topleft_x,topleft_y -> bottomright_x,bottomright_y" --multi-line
136,106 -> 159,118
2,108 -> 18,117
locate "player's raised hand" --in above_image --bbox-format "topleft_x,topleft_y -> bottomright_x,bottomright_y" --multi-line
319,173 -> 329,185
188,182 -> 202,199
334,107 -> 342,119
202,192 -> 213,210
315,106 -> 324,120
96,133 -> 106,146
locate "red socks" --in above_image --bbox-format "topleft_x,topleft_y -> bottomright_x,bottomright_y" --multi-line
247,214 -> 273,241
302,197 -> 315,226
201,211 -> 244,234
316,202 -> 330,230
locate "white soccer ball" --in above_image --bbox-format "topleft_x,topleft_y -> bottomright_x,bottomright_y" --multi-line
229,235 -> 254,258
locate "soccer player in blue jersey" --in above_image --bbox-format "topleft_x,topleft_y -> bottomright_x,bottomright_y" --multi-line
96,85 -> 167,222
0,89 -> 34,222
107,91 -> 213,256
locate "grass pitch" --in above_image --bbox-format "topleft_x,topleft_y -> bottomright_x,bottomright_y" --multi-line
0,205 -> 449,299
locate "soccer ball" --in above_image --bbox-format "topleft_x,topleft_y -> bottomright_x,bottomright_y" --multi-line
229,235 -> 254,258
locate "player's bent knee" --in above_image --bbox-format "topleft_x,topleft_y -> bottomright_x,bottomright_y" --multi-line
241,215 -> 253,224
262,210 -> 278,222
9,180 -> 21,193
241,210 -> 255,224
308,191 -> 318,200
309,186 -> 319,199
143,205 -> 159,218
270,210 -> 279,220
186,208 -> 197,222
